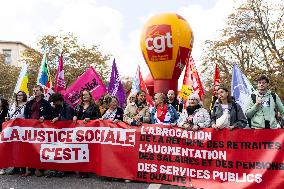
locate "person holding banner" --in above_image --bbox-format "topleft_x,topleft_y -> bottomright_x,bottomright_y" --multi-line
73,89 -> 100,178
150,93 -> 179,125
246,75 -> 284,129
49,93 -> 74,123
101,96 -> 124,123
73,89 -> 101,124
178,93 -> 211,131
4,91 -> 27,175
211,85 -> 247,130
24,85 -> 53,121
45,93 -> 74,178
6,91 -> 27,121
23,85 -> 53,177
124,91 -> 150,126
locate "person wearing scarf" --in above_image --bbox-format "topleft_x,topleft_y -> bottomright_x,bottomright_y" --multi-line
124,91 -> 150,126
178,93 -> 211,131
150,93 -> 179,125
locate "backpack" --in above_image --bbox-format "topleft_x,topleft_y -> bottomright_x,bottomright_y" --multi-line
247,92 -> 277,127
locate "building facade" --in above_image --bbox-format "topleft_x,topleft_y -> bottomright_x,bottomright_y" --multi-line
0,40 -> 29,67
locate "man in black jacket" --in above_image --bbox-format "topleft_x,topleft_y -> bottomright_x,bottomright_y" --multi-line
166,90 -> 183,113
24,85 -> 52,121
23,85 -> 52,177
46,93 -> 74,178
49,93 -> 74,122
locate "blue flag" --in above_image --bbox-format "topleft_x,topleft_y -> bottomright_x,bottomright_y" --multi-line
231,64 -> 255,112
108,59 -> 126,107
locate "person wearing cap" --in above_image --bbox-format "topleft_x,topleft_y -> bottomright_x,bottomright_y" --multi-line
246,75 -> 284,129
150,93 -> 179,125
211,85 -> 247,130
178,93 -> 211,131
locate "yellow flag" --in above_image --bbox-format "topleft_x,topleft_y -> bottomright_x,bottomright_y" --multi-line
179,84 -> 193,101
14,63 -> 29,95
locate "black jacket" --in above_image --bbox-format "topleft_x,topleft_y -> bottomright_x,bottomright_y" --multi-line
24,98 -> 52,120
74,104 -> 101,120
52,102 -> 74,120
113,107 -> 124,121
211,101 -> 247,128
0,107 -> 8,131
167,99 -> 183,113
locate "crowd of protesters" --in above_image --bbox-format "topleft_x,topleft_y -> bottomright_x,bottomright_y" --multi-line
0,75 -> 284,178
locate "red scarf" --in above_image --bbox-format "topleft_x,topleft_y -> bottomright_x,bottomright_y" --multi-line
157,104 -> 168,122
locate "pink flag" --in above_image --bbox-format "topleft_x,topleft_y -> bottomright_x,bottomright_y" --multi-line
63,67 -> 107,108
54,54 -> 65,93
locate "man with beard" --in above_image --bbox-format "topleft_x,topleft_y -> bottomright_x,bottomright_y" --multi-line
166,90 -> 183,113
23,85 -> 53,177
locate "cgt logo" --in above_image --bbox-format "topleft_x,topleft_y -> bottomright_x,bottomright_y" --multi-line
144,25 -> 173,61
145,32 -> 173,53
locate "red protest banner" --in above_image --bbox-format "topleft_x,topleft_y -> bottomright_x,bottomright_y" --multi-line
1,119 -> 284,189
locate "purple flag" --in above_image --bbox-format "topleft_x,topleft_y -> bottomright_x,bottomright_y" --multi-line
108,59 -> 126,107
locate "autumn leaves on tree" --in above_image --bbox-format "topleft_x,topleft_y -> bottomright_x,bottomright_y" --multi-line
201,0 -> 284,101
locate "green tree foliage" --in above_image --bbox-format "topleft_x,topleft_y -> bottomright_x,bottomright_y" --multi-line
22,33 -> 111,91
0,54 -> 20,99
201,0 -> 284,101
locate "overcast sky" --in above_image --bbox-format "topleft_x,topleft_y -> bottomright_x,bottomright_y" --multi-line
0,0 -> 239,80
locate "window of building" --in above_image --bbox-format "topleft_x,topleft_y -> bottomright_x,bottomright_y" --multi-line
3,49 -> 12,64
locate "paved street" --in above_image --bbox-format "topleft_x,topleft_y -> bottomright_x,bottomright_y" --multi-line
0,174 -> 192,189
